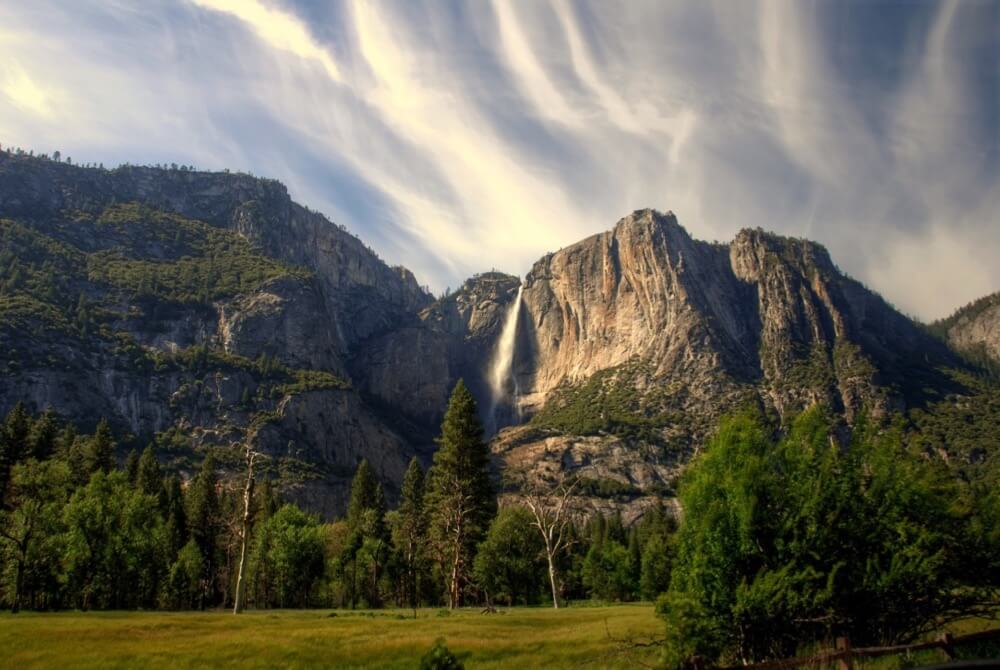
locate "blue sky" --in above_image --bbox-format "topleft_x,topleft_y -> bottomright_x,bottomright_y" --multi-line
0,0 -> 996,320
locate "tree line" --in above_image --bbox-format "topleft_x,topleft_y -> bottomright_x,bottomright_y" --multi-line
0,380 -> 673,613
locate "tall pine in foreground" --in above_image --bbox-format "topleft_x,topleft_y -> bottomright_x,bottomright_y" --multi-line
425,379 -> 496,609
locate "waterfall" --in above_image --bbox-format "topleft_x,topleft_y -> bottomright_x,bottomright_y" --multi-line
488,283 -> 523,432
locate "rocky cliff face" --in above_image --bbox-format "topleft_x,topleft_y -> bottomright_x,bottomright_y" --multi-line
1,155 -> 987,518
492,210 -> 960,509
516,210 -> 946,420
0,155 -> 430,350
933,292 -> 1000,365
0,154 -> 429,513
352,272 -> 520,435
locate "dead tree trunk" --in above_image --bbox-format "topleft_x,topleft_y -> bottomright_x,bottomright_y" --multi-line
233,448 -> 257,614
523,474 -> 580,609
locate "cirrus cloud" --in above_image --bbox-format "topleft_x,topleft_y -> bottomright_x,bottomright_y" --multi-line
0,0 -> 995,320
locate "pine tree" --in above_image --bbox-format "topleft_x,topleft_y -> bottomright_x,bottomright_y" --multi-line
55,424 -> 77,459
137,446 -> 164,500
627,527 -> 642,598
346,459 -> 389,607
28,408 -> 59,460
164,474 -> 187,560
254,478 -> 280,522
186,453 -> 220,609
124,450 -> 140,484
425,379 -> 496,608
395,457 -> 427,615
347,459 -> 387,537
1,402 -> 32,498
86,419 -> 115,474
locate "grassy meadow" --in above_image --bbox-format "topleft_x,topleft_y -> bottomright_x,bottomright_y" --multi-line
0,604 -> 663,669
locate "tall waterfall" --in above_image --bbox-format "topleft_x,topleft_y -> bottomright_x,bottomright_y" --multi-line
488,283 -> 523,432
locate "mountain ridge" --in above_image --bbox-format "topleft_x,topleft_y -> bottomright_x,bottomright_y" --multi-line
0,153 -> 994,518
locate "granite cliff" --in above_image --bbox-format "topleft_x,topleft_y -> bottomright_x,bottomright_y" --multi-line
1,154 -> 994,518
932,292 -> 1000,367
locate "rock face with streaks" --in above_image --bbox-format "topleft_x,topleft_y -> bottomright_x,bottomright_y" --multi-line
0,154 -> 429,513
490,210 -> 957,509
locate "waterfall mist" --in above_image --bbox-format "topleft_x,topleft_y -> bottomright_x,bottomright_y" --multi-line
487,283 -> 523,434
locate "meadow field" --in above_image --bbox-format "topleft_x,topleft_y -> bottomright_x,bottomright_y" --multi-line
0,603 -> 664,669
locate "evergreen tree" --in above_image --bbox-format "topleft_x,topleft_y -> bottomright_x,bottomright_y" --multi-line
640,532 -> 672,601
162,540 -> 202,610
345,459 -> 389,607
582,539 -> 634,602
627,527 -> 642,593
163,474 -> 187,560
85,419 -> 115,474
425,380 -> 496,608
347,459 -> 387,537
393,457 -> 427,614
253,478 -> 280,525
0,402 -> 32,496
65,436 -> 91,487
186,453 -> 220,608
54,424 -> 77,460
27,408 -> 59,461
136,447 -> 164,501
124,450 -> 140,484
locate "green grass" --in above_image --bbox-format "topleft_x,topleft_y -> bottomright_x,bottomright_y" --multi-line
0,604 -> 663,669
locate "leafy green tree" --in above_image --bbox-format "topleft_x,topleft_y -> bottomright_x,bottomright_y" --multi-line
582,540 -> 634,602
0,459 -> 71,612
62,471 -> 167,609
162,539 -> 202,610
638,503 -> 675,601
639,532 -> 672,601
425,380 -> 496,608
248,504 -> 325,608
659,409 -> 992,667
473,506 -> 545,607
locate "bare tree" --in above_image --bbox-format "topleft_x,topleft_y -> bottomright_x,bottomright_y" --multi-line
233,444 -> 260,614
519,472 -> 581,609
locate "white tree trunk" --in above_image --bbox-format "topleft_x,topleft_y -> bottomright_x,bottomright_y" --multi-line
233,451 -> 255,614
546,550 -> 560,609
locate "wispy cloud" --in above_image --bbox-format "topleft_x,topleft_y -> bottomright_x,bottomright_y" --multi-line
0,0 -> 995,319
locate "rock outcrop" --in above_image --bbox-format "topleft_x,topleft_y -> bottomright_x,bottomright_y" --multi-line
933,292 -> 1000,365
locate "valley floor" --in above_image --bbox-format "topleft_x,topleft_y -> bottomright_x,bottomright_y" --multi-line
0,604 -> 662,669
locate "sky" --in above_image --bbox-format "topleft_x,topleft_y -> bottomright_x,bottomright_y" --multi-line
0,0 -> 996,321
